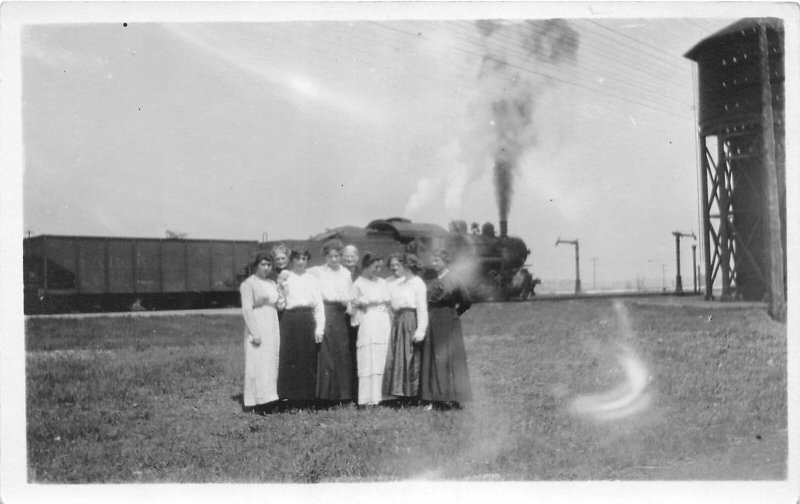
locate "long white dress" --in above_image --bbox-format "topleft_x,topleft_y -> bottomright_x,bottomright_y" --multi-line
240,275 -> 281,407
350,275 -> 392,405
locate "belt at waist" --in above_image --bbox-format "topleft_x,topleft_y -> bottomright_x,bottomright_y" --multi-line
323,300 -> 348,308
428,303 -> 456,309
364,305 -> 389,313
286,306 -> 314,312
393,307 -> 416,314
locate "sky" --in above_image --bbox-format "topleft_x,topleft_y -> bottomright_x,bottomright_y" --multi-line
9,2 -> 796,290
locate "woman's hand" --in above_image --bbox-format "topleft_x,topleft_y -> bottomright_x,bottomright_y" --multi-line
314,332 -> 324,344
249,335 -> 262,346
412,331 -> 425,343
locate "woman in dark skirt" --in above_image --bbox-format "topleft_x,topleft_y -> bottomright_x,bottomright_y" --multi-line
383,253 -> 428,403
341,243 -> 361,392
276,248 -> 325,408
307,239 -> 355,405
420,249 -> 472,409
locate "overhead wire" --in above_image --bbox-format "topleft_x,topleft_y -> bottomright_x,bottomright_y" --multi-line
370,20 -> 691,119
245,21 -> 474,101
311,21 -> 477,95
466,17 -> 692,86
441,19 -> 694,110
226,19 -> 711,122
586,19 -> 697,68
459,18 -> 692,86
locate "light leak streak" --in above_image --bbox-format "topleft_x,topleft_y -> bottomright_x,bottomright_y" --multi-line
164,25 -> 379,124
568,300 -> 653,421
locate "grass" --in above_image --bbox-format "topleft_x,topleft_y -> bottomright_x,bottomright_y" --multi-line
25,298 -> 787,482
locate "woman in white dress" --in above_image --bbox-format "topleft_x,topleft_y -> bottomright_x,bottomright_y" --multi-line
349,252 -> 392,406
240,251 -> 282,414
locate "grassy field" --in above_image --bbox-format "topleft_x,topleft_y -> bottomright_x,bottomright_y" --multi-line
25,297 -> 787,482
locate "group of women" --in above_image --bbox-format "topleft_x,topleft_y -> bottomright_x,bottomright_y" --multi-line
239,238 -> 473,414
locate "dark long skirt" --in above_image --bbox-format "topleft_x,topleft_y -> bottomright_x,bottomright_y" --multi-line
419,305 -> 472,403
348,320 -> 358,398
316,302 -> 355,400
277,308 -> 317,400
383,309 -> 421,397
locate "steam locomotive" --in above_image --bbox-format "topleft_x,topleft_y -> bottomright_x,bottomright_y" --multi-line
23,218 -> 536,314
272,217 -> 537,302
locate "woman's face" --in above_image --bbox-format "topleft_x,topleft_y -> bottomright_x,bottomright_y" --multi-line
274,252 -> 289,270
291,255 -> 308,274
256,259 -> 273,278
388,258 -> 402,277
363,261 -> 381,279
325,249 -> 342,270
432,256 -> 446,273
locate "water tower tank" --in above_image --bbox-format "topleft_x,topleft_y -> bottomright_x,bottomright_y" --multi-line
685,18 -> 785,301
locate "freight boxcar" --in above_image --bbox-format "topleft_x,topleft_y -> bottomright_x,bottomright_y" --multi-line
23,235 -> 257,314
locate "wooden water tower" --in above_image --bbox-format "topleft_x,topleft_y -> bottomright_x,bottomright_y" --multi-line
685,18 -> 785,318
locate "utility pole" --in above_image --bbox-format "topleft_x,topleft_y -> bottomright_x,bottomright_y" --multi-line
692,244 -> 698,294
591,257 -> 598,291
758,21 -> 786,322
556,237 -> 581,294
672,231 -> 696,294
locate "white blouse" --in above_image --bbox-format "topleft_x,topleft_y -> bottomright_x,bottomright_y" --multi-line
349,275 -> 391,326
307,264 -> 353,304
388,275 -> 429,339
278,270 -> 325,335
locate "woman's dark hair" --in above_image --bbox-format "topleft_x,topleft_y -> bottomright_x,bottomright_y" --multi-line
401,253 -> 423,274
386,253 -> 403,268
322,239 -> 344,257
433,249 -> 451,264
361,252 -> 383,269
253,250 -> 274,268
290,248 -> 311,261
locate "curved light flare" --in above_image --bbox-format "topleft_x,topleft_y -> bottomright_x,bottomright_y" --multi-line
569,300 -> 653,421
569,345 -> 652,421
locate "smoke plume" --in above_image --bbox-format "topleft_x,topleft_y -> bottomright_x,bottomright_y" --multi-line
404,20 -> 579,220
481,19 -> 579,223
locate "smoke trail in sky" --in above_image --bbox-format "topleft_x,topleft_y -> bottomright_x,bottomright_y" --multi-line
405,20 -> 579,220
480,19 -> 579,223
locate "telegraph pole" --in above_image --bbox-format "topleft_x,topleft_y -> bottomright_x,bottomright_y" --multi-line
692,244 -> 698,294
759,21 -> 786,322
672,231 -> 696,294
556,237 -> 581,294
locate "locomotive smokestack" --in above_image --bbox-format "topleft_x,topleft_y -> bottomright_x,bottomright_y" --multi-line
500,219 -> 508,238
